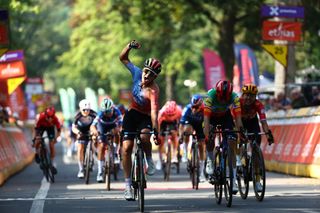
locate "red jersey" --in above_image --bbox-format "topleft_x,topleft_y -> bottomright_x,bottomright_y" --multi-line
35,112 -> 61,130
239,98 -> 266,121
158,104 -> 182,126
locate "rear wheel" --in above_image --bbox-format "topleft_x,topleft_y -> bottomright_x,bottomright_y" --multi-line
252,146 -> 266,202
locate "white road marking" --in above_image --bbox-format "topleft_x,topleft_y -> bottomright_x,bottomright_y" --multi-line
29,178 -> 50,213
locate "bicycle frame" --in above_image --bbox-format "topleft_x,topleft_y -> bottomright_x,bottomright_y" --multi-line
184,132 -> 200,190
82,134 -> 94,185
35,136 -> 55,183
122,130 -> 155,213
237,132 -> 267,201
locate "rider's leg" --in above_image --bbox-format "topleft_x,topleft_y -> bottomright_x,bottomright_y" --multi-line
171,130 -> 179,162
122,139 -> 134,186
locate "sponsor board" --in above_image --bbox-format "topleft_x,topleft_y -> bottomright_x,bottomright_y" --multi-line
262,21 -> 302,42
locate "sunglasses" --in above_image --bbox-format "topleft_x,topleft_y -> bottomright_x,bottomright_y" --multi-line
143,68 -> 157,77
82,109 -> 90,112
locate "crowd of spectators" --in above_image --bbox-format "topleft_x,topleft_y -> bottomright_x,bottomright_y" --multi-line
262,85 -> 320,112
0,104 -> 21,127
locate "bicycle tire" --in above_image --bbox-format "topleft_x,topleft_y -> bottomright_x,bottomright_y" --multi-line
252,145 -> 266,202
224,146 -> 233,207
137,148 -> 145,212
85,143 -> 91,184
105,148 -> 111,191
237,149 -> 249,199
213,148 -> 222,204
41,148 -> 50,182
164,143 -> 171,181
176,144 -> 180,174
192,144 -> 199,190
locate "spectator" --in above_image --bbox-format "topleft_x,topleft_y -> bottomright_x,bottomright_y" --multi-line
272,92 -> 291,111
290,88 -> 308,109
310,86 -> 320,106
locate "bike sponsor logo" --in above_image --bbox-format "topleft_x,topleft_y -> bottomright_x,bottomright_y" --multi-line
261,5 -> 304,18
284,143 -> 292,156
262,21 -> 302,42
0,61 -> 25,79
292,144 -> 301,157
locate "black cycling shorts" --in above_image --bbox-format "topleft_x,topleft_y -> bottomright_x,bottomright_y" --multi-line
122,109 -> 152,140
242,116 -> 261,145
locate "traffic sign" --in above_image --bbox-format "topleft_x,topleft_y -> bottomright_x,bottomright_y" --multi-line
7,76 -> 26,94
262,44 -> 288,67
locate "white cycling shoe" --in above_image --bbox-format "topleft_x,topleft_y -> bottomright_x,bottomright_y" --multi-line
206,160 -> 214,175
124,187 -> 134,201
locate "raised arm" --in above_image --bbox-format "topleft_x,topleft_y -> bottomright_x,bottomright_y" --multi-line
119,40 -> 141,65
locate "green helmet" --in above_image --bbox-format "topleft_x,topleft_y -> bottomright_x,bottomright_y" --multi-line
101,97 -> 113,111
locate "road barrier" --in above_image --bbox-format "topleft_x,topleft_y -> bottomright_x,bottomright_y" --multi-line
0,125 -> 34,186
262,106 -> 320,178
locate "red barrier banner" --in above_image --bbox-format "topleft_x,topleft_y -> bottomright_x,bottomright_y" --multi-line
262,21 -> 302,41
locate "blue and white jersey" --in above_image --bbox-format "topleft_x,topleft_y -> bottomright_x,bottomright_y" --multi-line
180,104 -> 204,125
92,107 -> 123,127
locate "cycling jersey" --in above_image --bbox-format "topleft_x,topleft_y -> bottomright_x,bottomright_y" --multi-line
125,62 -> 159,115
204,89 -> 241,118
92,107 -> 123,128
180,104 -> 204,125
35,112 -> 61,131
73,110 -> 97,134
158,105 -> 182,127
239,98 -> 266,121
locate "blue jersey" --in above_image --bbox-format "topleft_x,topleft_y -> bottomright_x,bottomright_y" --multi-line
92,107 -> 123,127
180,104 -> 204,125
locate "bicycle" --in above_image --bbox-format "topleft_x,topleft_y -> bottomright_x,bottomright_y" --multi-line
33,136 -> 55,183
82,134 -> 95,185
237,132 -> 267,202
184,132 -> 200,190
162,127 -> 180,181
209,125 -> 237,207
103,132 -> 120,191
122,130 -> 155,213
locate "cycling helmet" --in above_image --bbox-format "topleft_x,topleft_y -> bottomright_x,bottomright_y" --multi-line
45,107 -> 55,117
242,84 -> 258,95
216,80 -> 233,101
165,101 -> 176,116
144,58 -> 162,74
101,97 -> 113,112
190,94 -> 203,107
79,99 -> 91,110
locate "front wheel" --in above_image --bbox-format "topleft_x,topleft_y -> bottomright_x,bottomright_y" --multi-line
191,145 -> 199,190
137,149 -> 145,212
237,153 -> 249,199
252,147 -> 266,202
213,149 -> 222,204
224,147 -> 233,207
104,149 -> 111,191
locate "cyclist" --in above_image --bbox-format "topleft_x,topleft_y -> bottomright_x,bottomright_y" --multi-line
179,94 -> 206,182
33,106 -> 61,174
72,99 -> 97,179
119,40 -> 160,200
91,97 -> 123,183
239,83 -> 274,192
157,100 -> 182,169
203,80 -> 246,194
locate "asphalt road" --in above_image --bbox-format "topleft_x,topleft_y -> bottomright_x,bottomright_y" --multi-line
0,141 -> 319,213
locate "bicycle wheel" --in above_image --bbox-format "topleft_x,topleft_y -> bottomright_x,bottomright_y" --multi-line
41,148 -> 50,182
237,150 -> 249,199
137,148 -> 145,212
191,144 -> 199,190
104,148 -> 111,191
213,148 -> 222,204
224,147 -> 233,207
85,144 -> 91,184
164,143 -> 171,181
176,144 -> 180,174
252,145 -> 266,202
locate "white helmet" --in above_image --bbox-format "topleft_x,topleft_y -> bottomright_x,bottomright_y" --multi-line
79,99 -> 91,110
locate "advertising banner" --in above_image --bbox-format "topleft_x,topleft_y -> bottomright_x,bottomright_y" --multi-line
261,5 -> 304,18
202,49 -> 226,90
233,43 -> 259,90
0,61 -> 26,79
0,50 -> 24,63
262,21 -> 302,42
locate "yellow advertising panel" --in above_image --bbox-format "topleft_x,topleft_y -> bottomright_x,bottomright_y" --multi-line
262,44 -> 288,67
0,48 -> 8,57
7,76 -> 26,94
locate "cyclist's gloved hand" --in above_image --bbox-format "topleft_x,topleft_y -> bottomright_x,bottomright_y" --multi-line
128,40 -> 141,49
178,136 -> 183,144
267,129 -> 274,145
239,127 -> 248,142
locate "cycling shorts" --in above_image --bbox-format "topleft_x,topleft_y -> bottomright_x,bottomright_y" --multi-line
122,109 -> 152,140
209,110 -> 237,141
181,120 -> 205,140
97,122 -> 117,143
35,126 -> 55,141
242,116 -> 261,145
